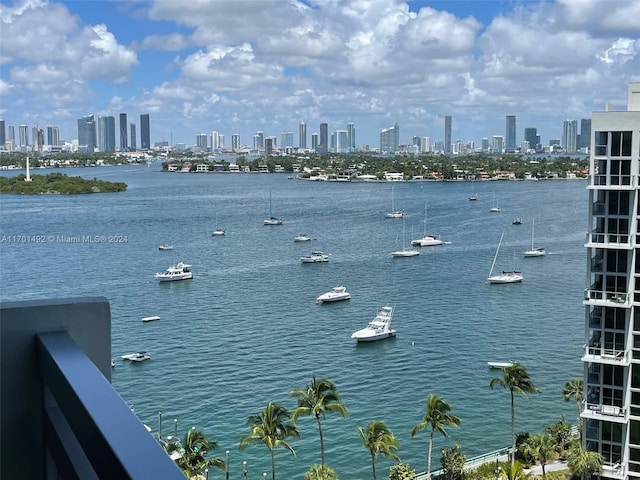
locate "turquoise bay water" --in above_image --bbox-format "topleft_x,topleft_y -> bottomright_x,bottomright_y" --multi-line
0,167 -> 587,478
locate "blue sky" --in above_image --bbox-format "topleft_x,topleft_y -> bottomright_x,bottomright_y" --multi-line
1,0 -> 639,149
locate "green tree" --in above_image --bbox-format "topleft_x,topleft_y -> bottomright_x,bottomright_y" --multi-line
389,462 -> 416,480
562,378 -> 583,441
520,433 -> 558,479
501,460 -> 530,480
543,417 -> 573,454
440,442 -> 466,480
567,445 -> 603,480
290,375 -> 348,467
410,393 -> 461,478
239,402 -> 299,480
489,363 -> 541,468
358,420 -> 400,480
304,464 -> 339,480
164,427 -> 225,478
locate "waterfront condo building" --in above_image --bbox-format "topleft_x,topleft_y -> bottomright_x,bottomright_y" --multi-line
583,82 -> 640,479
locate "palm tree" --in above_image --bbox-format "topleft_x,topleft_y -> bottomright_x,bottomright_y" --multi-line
521,433 -> 558,479
501,460 -> 530,480
562,378 -> 583,441
358,420 -> 400,480
489,362 -> 540,468
165,427 -> 225,478
567,445 -> 604,480
410,393 -> 461,478
239,402 -> 299,480
290,375 -> 348,467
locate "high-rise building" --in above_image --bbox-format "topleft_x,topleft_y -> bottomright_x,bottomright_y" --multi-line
319,123 -> 328,154
581,118 -> 592,151
97,116 -> 116,152
130,123 -> 137,150
280,132 -> 293,149
231,134 -> 240,152
19,125 -> 28,148
311,132 -> 318,152
77,115 -> 96,153
346,122 -> 355,152
254,131 -> 264,151
140,114 -> 150,150
380,123 -> 399,153
211,131 -> 220,151
196,134 -> 208,150
46,126 -> 58,146
299,122 -> 306,149
265,137 -> 275,155
335,130 -> 348,153
492,135 -> 504,153
0,120 -> 5,150
505,115 -> 516,152
582,82 -> 640,479
421,136 -> 430,153
562,119 -> 578,153
8,125 -> 15,147
444,116 -> 452,154
481,137 -> 489,152
119,113 -> 128,151
524,128 -> 538,152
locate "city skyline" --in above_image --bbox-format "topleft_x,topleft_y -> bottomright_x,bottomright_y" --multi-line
0,1 -> 639,147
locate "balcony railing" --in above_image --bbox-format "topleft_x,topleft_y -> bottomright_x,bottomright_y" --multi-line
586,232 -> 631,247
583,402 -> 626,420
1,297 -> 185,479
584,289 -> 630,305
582,345 -> 628,364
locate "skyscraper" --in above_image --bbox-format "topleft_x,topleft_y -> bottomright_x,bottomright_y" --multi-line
119,113 -> 128,151
280,132 -> 293,149
130,123 -> 137,150
562,119 -> 578,153
140,114 -> 150,150
346,122 -> 356,152
492,135 -> 504,153
97,116 -> 116,152
380,123 -> 399,153
444,116 -> 452,154
196,134 -> 208,149
19,125 -> 28,148
0,120 -> 5,150
299,122 -> 306,149
319,123 -> 328,154
211,131 -> 220,151
580,118 -> 592,151
505,115 -> 516,152
524,128 -> 538,152
311,132 -> 318,152
335,130 -> 348,153
582,82 -> 640,479
254,131 -> 264,151
77,115 -> 96,153
231,134 -> 240,152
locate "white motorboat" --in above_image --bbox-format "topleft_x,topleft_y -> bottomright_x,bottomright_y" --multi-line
486,231 -> 523,284
154,262 -> 193,282
264,190 -> 283,225
523,218 -> 545,257
316,286 -> 351,303
211,229 -> 225,236
142,315 -> 161,323
294,234 -> 312,242
487,361 -> 514,369
300,251 -> 329,263
351,306 -> 396,342
121,351 -> 151,362
158,244 -> 174,251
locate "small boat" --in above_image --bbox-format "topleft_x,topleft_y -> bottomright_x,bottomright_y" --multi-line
211,229 -> 225,236
264,190 -> 283,225
111,359 -> 115,368
294,234 -> 312,242
490,192 -> 500,212
468,180 -> 477,201
486,231 -> 523,284
300,251 -> 330,263
121,351 -> 151,362
158,245 -> 174,251
487,361 -> 514,369
523,218 -> 546,257
142,315 -> 161,323
392,217 -> 420,257
351,306 -> 396,342
316,286 -> 351,303
512,218 -> 522,225
385,186 -> 404,218
412,200 -> 444,247
154,262 -> 193,282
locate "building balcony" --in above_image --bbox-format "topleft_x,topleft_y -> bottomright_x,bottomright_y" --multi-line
581,403 -> 627,423
584,289 -> 631,307
589,174 -> 634,190
0,297 -> 185,480
602,461 -> 626,480
581,345 -> 630,366
585,232 -> 632,249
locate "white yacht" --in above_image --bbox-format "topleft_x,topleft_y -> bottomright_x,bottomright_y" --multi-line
411,234 -> 444,247
316,286 -> 351,303
121,351 -> 151,362
300,252 -> 330,263
142,315 -> 161,323
486,231 -> 522,284
211,229 -> 225,236
154,262 -> 193,282
523,219 -> 545,257
294,234 -> 312,242
158,244 -> 173,251
487,361 -> 514,369
351,306 -> 396,342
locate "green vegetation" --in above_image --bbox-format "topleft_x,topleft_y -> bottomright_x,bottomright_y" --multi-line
163,427 -> 225,478
439,442 -> 466,480
0,173 -> 126,194
358,420 -> 400,480
562,379 -> 583,442
388,462 -> 416,479
304,464 -> 339,480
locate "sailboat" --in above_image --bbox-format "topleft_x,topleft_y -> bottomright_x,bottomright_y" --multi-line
489,192 -> 500,212
211,211 -> 225,236
523,218 -> 545,257
411,200 -> 443,247
263,190 -> 283,225
468,179 -> 477,201
486,231 -> 523,284
385,186 -> 404,218
392,216 -> 420,257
